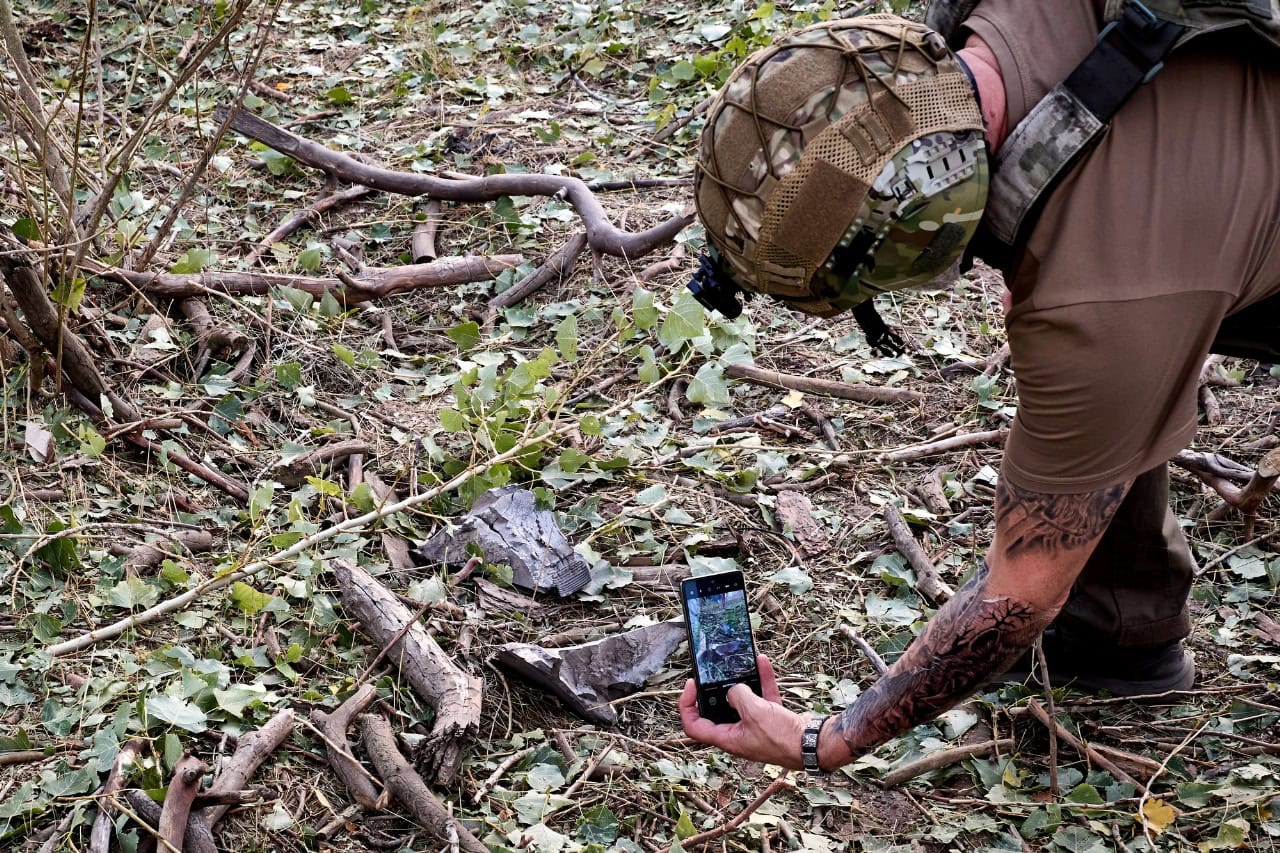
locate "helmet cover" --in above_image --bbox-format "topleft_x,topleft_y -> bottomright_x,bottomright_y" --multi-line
693,14 -> 988,317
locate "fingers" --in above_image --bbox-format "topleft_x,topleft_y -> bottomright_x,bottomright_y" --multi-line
756,653 -> 782,704
726,681 -> 769,717
680,679 -> 737,749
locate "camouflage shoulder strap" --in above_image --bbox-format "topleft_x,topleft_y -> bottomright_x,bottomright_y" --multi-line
927,0 -> 1280,256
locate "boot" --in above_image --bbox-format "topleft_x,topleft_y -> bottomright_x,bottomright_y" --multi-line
994,627 -> 1195,697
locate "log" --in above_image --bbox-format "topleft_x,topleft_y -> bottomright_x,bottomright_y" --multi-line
882,738 -> 1014,787
310,684 -> 381,810
89,739 -> 148,853
197,708 -> 295,828
334,560 -> 482,786
216,106 -> 692,258
93,254 -> 521,304
158,755 -> 205,853
883,504 -> 954,603
725,363 -> 923,405
359,714 -> 488,853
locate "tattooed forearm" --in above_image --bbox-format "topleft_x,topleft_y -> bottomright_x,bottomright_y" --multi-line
994,477 -> 1129,558
827,562 -> 1050,758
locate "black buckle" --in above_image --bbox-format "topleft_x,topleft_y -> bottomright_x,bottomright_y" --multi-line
687,251 -> 744,319
1067,0 -> 1183,121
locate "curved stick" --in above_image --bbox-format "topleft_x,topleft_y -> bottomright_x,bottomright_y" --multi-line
215,106 -> 693,259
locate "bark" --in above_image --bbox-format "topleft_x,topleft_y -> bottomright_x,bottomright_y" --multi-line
310,684 -> 381,810
158,755 -> 205,853
0,250 -> 140,423
122,529 -> 215,574
196,709 -> 296,828
488,231 -> 587,312
359,714 -> 488,853
880,428 -> 1008,463
883,504 -> 955,603
216,106 -> 692,258
412,199 -> 443,263
882,739 -> 1014,787
89,739 -> 148,853
334,560 -> 482,786
272,439 -> 370,486
94,254 -> 521,303
724,363 -> 924,405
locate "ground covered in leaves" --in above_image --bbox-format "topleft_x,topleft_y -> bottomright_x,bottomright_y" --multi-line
2,1 -> 1278,851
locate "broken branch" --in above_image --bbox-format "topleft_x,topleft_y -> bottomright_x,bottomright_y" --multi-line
158,755 -> 205,853
310,684 -> 381,810
217,106 -> 692,258
879,429 -> 1008,463
882,739 -> 1014,787
883,504 -> 954,603
725,363 -> 924,405
1024,698 -> 1139,788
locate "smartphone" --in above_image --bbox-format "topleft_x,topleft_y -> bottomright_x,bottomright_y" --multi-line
680,570 -> 762,724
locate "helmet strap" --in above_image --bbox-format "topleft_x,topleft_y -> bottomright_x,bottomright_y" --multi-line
853,300 -> 906,357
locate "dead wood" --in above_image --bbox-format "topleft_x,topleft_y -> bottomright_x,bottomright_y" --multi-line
412,199 -> 443,263
0,749 -> 45,766
1176,448 -> 1280,537
191,787 -> 274,807
196,708 -> 295,829
310,684 -> 381,810
484,231 -> 587,329
917,468 -> 952,515
725,363 -> 924,405
247,184 -> 376,266
0,252 -> 140,423
683,772 -> 794,848
334,560 -> 482,786
217,106 -> 692,258
881,738 -> 1014,787
122,787 -> 162,829
178,298 -> 250,377
89,738 -> 148,853
1199,384 -> 1222,425
122,529 -> 214,574
798,402 -> 839,450
774,490 -> 831,557
159,754 -> 205,853
880,428 -> 1008,463
272,439 -> 371,486
358,714 -> 488,853
839,625 -> 888,676
472,745 -> 537,805
1024,698 -> 1139,788
93,254 -> 521,304
883,505 -> 954,604
636,242 -> 686,282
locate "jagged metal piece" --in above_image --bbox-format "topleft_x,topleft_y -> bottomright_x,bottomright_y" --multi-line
417,486 -> 591,597
492,621 -> 686,725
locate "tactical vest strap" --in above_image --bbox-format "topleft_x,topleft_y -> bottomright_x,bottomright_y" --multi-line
983,0 -> 1185,248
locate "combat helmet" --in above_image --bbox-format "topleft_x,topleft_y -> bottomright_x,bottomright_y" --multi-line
690,14 -> 988,351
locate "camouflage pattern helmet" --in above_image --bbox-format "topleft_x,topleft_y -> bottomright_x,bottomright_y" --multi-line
693,14 -> 988,318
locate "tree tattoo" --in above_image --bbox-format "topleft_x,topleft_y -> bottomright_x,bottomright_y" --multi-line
994,477 -> 1127,558
828,561 -> 1047,757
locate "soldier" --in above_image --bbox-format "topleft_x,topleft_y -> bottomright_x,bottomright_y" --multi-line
678,1 -> 1280,773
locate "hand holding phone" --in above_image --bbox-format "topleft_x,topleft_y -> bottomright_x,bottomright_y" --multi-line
680,570 -> 763,724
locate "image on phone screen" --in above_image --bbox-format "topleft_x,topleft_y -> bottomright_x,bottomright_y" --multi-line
686,588 -> 755,685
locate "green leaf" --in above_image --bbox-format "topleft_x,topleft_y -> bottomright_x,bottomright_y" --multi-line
1199,818 -> 1250,850
439,408 -> 467,432
1051,826 -> 1108,853
325,85 -> 354,104
674,809 -> 696,839
333,343 -> 356,367
632,287 -> 658,329
685,362 -> 729,407
579,414 -> 602,436
170,248 -> 214,274
446,320 -> 481,351
30,614 -> 61,643
163,733 -> 182,769
670,60 -> 696,81
766,566 -> 812,594
1065,782 -> 1103,804
274,362 -> 302,390
229,581 -> 273,616
212,684 -> 267,717
658,291 -> 706,350
51,276 -> 87,312
1177,781 -> 1219,808
296,247 -> 322,272
577,804 -> 619,845
145,695 -> 207,732
637,345 -> 662,383
11,217 -> 41,241
555,313 -> 578,362
109,578 -> 160,609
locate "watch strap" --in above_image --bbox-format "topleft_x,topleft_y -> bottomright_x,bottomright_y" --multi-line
801,714 -> 828,773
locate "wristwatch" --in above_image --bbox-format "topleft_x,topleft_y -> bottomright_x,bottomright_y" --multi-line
801,714 -> 828,774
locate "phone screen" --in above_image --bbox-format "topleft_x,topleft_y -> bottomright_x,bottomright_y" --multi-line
681,571 -> 761,723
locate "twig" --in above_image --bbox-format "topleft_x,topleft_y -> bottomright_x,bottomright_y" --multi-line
472,745 -> 538,805
310,684 -> 382,810
881,739 -> 1015,787
725,363 -> 924,405
879,429 -> 1007,463
216,106 -> 692,258
839,625 -> 888,676
682,772 -> 794,848
412,198 -> 443,263
1137,721 -> 1208,845
158,755 -> 205,853
561,744 -> 614,800
1024,698 -> 1139,788
246,184 -> 376,266
798,403 -> 839,450
882,505 -> 954,603
89,739 -> 148,853
1036,638 -> 1059,796
359,714 -> 488,853
195,708 -> 295,828
484,231 -> 587,329
0,749 -> 45,766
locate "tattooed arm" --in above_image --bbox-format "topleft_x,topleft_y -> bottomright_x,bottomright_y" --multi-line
816,476 -> 1132,769
681,475 -> 1133,771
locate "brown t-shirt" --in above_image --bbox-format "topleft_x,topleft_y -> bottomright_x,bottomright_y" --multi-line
963,0 -> 1280,493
